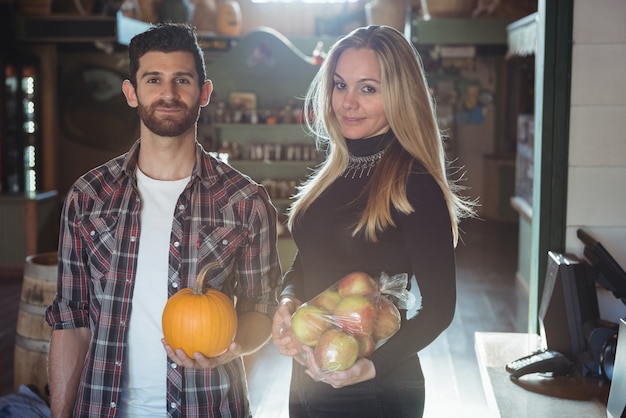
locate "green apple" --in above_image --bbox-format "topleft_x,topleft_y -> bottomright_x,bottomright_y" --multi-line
290,304 -> 331,346
314,329 -> 360,372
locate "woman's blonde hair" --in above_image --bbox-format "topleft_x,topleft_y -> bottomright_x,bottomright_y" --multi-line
288,25 -> 475,245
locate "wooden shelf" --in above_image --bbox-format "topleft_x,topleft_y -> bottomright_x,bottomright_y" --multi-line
229,160 -> 314,181
215,124 -> 311,143
15,14 -> 116,43
410,18 -> 513,46
116,11 -> 239,55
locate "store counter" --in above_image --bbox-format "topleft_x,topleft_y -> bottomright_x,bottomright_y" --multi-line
474,332 -> 609,418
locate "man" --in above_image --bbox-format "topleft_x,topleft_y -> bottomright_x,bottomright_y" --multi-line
45,23 -> 281,418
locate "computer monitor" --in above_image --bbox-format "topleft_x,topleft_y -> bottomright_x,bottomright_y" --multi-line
577,228 -> 626,305
538,251 -> 600,369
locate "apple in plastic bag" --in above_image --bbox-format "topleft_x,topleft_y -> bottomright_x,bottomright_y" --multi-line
310,289 -> 342,312
314,328 -> 360,372
333,294 -> 376,335
337,272 -> 377,297
291,304 -> 331,346
373,296 -> 401,341
356,333 -> 376,358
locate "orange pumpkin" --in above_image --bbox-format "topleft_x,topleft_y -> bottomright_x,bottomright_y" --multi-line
162,264 -> 237,358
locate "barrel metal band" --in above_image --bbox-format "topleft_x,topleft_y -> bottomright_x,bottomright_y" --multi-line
18,301 -> 48,316
15,334 -> 50,353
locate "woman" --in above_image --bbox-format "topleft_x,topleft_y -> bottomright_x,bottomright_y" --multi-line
272,25 -> 476,417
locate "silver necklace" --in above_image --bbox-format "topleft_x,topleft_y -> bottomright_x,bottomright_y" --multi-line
342,149 -> 385,179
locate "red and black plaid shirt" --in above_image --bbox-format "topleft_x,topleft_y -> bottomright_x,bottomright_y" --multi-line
46,140 -> 281,418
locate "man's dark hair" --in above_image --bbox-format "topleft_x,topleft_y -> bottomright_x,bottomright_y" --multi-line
128,22 -> 206,88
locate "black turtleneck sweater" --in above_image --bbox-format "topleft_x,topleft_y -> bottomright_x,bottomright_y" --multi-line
282,132 -> 456,377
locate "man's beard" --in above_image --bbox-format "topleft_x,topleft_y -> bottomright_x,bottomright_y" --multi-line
138,98 -> 200,137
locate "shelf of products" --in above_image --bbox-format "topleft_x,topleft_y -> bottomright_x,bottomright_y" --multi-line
198,28 -> 323,245
1,51 -> 42,195
210,122 -> 321,239
116,12 -> 239,59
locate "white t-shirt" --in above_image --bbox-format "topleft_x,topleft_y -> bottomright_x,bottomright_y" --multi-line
122,168 -> 189,417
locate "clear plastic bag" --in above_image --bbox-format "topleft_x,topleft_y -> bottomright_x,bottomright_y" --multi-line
290,271 -> 416,372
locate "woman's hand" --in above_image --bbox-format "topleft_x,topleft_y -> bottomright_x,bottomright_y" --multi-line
272,298 -> 306,364
304,351 -> 377,388
162,339 -> 242,369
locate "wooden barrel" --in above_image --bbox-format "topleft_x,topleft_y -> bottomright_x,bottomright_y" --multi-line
14,252 -> 57,402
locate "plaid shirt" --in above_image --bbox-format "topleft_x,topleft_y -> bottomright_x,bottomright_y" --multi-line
46,140 -> 281,418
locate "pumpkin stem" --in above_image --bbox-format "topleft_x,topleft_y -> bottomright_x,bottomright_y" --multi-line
194,261 -> 222,294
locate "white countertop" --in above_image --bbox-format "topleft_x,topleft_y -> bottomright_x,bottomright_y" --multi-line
474,332 -> 609,418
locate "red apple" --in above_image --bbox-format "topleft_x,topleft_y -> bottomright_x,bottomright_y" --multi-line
310,289 -> 341,312
337,272 -> 378,298
373,296 -> 401,341
314,329 -> 360,372
332,294 -> 375,336
290,304 -> 331,346
356,334 -> 376,358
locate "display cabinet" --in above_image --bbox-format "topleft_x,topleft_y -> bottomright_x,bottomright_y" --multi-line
215,123 -> 320,212
1,50 -> 42,195
213,122 -> 321,269
199,28 -> 323,269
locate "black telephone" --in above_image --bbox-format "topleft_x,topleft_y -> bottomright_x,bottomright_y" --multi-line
505,350 -> 573,379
